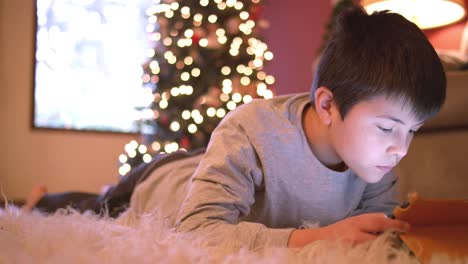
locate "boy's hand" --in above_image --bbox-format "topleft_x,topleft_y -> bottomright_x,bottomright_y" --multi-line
288,213 -> 410,248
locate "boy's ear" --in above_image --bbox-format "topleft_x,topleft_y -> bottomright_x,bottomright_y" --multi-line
314,86 -> 334,126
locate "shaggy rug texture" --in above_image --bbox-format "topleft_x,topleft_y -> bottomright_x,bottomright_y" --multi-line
0,206 -> 465,264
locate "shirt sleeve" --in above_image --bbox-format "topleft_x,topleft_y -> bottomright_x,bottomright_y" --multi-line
349,171 -> 399,216
174,109 -> 294,250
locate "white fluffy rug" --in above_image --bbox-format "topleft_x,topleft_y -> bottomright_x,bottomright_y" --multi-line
0,206 -> 464,264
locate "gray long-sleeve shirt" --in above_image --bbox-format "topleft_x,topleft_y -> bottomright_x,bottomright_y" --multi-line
122,93 -> 398,250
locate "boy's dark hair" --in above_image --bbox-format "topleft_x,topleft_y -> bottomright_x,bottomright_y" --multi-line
311,6 -> 446,121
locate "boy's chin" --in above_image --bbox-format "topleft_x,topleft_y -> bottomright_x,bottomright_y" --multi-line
356,170 -> 386,184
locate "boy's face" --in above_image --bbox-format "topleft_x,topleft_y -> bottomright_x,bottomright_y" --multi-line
329,96 -> 424,183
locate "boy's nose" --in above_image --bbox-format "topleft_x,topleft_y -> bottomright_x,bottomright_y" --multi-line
388,139 -> 409,158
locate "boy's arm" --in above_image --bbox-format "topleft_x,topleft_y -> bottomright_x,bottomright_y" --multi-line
288,212 -> 410,248
349,171 -> 399,217
174,111 -> 294,249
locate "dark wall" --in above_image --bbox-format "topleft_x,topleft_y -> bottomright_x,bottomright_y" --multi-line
262,1 -> 332,95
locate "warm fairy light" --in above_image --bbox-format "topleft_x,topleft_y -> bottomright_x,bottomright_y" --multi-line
233,37 -> 242,46
264,51 -> 273,60
246,20 -> 255,28
246,46 -> 254,55
138,144 -> 148,154
191,68 -> 201,77
200,0 -> 209,7
164,142 -> 179,153
163,37 -> 172,46
150,62 -> 160,74
194,115 -> 204,124
194,13 -> 203,22
208,14 -> 218,23
232,92 -> 242,103
216,28 -> 226,37
207,107 -> 216,117
217,2 -> 227,10
184,56 -> 193,65
150,32 -> 161,41
119,154 -> 128,163
199,38 -> 208,47
234,1 -> 243,10
220,93 -> 229,102
229,49 -> 239,56
182,110 -> 191,120
179,85 -> 193,95
176,61 -> 184,69
143,154 -> 152,163
171,87 -> 180,96
152,142 -> 161,151
186,85 -> 194,95
162,91 -> 170,100
257,82 -> 267,96
188,124 -> 198,133
164,51 -> 173,60
237,64 -> 245,74
253,58 -> 263,68
184,29 -> 194,38
240,76 -> 250,86
170,2 -> 179,10
214,0 -> 222,3
159,100 -> 168,109
218,36 -> 227,44
119,163 -> 131,176
221,66 -> 231,75
130,140 -> 138,149
264,90 -> 274,99
181,72 -> 190,81
128,150 -> 137,158
170,121 -> 181,131
142,74 -> 150,83
240,11 -> 249,20
170,30 -> 178,37
165,10 -> 174,18
191,109 -> 201,118
222,79 -> 232,87
216,108 -> 226,118
265,75 -> 275,85
177,38 -> 189,47
252,0 -> 260,3
244,67 -> 253,76
181,6 -> 190,15
257,71 -> 266,80
227,101 -> 237,110
226,0 -> 236,7
243,95 -> 253,104
222,85 -> 232,94
168,57 -> 176,64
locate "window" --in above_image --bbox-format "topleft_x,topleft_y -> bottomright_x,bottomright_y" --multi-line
33,0 -> 152,133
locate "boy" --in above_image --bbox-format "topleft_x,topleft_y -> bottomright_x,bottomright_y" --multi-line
171,6 -> 445,249
23,5 -> 446,250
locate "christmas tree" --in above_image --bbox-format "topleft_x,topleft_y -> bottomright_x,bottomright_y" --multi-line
119,0 -> 275,176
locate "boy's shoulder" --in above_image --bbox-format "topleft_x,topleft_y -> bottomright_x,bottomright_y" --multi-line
228,93 -> 310,120
218,93 -> 310,135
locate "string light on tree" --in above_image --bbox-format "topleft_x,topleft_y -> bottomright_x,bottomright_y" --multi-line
119,0 -> 275,175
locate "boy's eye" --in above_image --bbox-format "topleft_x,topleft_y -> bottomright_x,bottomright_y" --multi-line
378,126 -> 393,133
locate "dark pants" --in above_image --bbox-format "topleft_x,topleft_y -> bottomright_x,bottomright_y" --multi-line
35,149 -> 205,217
